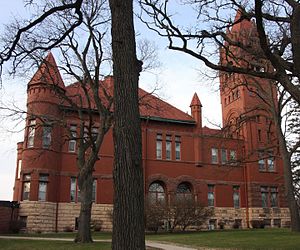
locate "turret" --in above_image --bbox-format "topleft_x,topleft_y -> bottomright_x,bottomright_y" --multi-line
190,92 -> 202,129
19,52 -> 65,202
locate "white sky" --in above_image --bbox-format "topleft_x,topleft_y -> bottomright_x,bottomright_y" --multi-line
0,1 -> 221,201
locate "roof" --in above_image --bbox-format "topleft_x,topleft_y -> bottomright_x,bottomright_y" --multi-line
190,92 -> 202,107
63,77 -> 195,124
231,8 -> 255,33
30,53 -> 195,124
29,52 -> 65,89
202,126 -> 221,136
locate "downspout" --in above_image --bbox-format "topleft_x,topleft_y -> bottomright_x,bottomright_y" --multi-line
243,161 -> 250,228
143,117 -> 149,196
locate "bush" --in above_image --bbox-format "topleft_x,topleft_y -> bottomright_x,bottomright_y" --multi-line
251,220 -> 265,229
145,201 -> 168,233
63,226 -> 73,232
169,199 -> 214,232
91,220 -> 103,232
9,220 -> 26,233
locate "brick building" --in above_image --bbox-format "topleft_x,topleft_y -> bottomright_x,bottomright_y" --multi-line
12,11 -> 290,232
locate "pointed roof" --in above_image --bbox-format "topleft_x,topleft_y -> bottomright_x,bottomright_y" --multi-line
29,52 -> 65,89
190,93 -> 202,107
231,8 -> 254,33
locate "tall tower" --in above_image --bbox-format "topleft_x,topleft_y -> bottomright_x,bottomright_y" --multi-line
14,52 -> 66,202
219,10 -> 284,211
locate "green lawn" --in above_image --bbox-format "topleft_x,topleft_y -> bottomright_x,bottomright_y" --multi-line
146,228 -> 300,249
0,239 -> 111,250
1,229 -> 300,249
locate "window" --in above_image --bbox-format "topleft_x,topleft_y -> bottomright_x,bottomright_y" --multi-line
233,186 -> 240,208
148,182 -> 165,204
261,186 -> 278,208
70,177 -> 77,202
258,151 -> 266,171
211,148 -> 218,164
176,182 -> 192,200
175,136 -> 181,160
208,185 -> 215,207
261,186 -> 268,208
70,177 -> 93,203
22,174 -> 31,200
267,151 -> 275,171
258,129 -> 261,141
166,135 -> 172,160
92,127 -> 98,142
92,179 -> 97,202
270,187 -> 278,207
156,134 -> 162,159
42,126 -> 52,148
27,119 -> 36,148
221,149 -> 227,164
17,160 -> 22,179
38,174 -> 48,201
229,150 -> 236,161
258,151 -> 275,172
68,125 -> 77,152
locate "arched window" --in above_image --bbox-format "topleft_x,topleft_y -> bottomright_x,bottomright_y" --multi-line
148,181 -> 165,204
176,182 -> 193,200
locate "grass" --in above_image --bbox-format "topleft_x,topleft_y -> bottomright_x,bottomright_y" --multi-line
0,239 -> 111,250
1,228 -> 300,249
146,228 -> 300,249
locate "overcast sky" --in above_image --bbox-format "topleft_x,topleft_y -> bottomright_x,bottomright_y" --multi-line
0,1 -> 221,201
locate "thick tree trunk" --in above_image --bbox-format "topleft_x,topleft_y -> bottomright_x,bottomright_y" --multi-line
109,0 -> 145,249
276,119 -> 300,232
75,170 -> 93,243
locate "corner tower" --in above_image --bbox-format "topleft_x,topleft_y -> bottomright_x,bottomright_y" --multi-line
14,52 -> 66,202
219,9 -> 284,213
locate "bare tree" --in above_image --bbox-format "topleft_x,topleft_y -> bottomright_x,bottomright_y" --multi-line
109,0 -> 145,248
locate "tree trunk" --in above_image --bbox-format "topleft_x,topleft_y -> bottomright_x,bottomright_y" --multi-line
109,0 -> 145,249
276,119 -> 300,232
75,169 -> 93,243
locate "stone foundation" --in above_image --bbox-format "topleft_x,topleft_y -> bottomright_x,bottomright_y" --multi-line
18,201 -> 290,232
19,201 -> 113,233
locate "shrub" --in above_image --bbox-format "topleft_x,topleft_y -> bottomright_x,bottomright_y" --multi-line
145,200 -> 168,233
91,220 -> 103,232
63,226 -> 73,232
9,219 -> 26,233
251,220 -> 265,229
169,199 -> 214,232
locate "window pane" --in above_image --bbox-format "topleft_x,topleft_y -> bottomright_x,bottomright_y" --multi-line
221,149 -> 227,164
70,177 -> 76,202
166,141 -> 171,160
211,148 -> 218,164
233,186 -> 240,208
230,150 -> 236,161
42,126 -> 52,148
258,152 -> 266,170
270,187 -> 278,207
69,128 -> 77,152
267,157 -> 275,171
22,182 -> 30,200
27,120 -> 36,148
38,182 -> 47,201
175,142 -> 181,160
156,141 -> 162,159
208,185 -> 215,207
